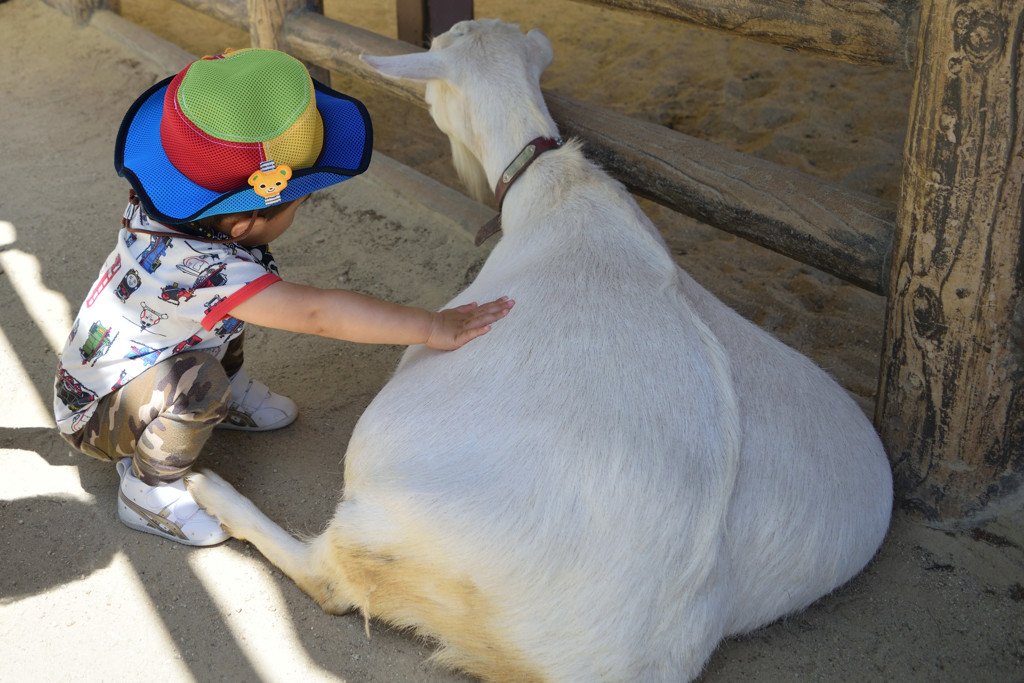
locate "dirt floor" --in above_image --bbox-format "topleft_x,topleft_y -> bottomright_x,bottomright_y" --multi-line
1,0 -> 1022,680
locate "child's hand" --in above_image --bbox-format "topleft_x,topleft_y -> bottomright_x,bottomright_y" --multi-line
426,296 -> 515,350
233,283 -> 513,349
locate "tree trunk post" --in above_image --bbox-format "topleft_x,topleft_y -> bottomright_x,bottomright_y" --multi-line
247,0 -> 329,83
877,0 -> 1024,523
396,0 -> 473,47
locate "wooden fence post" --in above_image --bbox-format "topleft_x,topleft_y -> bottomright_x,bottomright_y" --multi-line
396,0 -> 473,47
877,0 -> 1024,522
247,0 -> 329,82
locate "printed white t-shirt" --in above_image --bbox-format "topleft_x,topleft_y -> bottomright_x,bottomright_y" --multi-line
54,202 -> 281,433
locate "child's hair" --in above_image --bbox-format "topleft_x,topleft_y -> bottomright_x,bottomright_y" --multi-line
191,198 -> 299,234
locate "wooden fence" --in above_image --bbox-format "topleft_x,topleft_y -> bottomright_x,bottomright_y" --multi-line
41,0 -> 1024,524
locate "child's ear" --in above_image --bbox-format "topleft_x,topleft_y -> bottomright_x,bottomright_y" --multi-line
224,212 -> 266,238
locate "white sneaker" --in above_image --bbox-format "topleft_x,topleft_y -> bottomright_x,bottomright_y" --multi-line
217,366 -> 298,431
116,458 -> 229,546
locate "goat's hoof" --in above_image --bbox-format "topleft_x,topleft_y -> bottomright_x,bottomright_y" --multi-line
186,470 -> 235,520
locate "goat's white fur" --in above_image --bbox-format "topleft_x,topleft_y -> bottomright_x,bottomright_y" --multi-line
190,19 -> 892,682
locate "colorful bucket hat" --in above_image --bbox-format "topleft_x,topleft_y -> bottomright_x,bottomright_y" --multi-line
115,48 -> 372,224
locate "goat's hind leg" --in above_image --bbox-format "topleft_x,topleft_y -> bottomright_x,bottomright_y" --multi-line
187,470 -> 355,614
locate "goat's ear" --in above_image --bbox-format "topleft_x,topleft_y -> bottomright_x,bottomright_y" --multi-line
525,29 -> 554,80
360,52 -> 446,82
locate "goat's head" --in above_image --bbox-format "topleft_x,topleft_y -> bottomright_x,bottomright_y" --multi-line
361,19 -> 557,204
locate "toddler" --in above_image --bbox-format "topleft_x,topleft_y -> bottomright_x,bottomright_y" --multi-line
54,48 -> 513,546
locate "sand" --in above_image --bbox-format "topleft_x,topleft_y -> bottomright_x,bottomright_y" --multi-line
1,0 -> 1022,680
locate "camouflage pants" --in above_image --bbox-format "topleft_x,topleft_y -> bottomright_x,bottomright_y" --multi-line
61,336 -> 245,485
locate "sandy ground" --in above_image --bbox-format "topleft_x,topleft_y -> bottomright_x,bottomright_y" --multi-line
2,0 -> 1023,680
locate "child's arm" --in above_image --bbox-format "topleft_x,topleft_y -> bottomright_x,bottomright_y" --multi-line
229,281 -> 514,350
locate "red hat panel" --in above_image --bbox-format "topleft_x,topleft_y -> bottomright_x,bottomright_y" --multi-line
160,70 -> 265,193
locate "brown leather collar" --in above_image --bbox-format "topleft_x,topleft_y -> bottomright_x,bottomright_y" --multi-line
476,136 -> 563,246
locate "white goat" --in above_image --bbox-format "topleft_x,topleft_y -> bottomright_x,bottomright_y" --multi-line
190,19 -> 893,682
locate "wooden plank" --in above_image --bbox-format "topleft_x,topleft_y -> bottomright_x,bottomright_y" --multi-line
283,11 -> 894,292
89,8 -> 194,72
38,0 -> 121,24
172,0 -> 248,31
282,11 -> 429,107
546,92 -> 894,293
572,0 -> 919,67
876,0 -> 1024,521
364,152 -> 497,243
37,0 -> 71,16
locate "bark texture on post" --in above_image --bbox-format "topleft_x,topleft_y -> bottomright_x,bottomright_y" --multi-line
877,0 -> 1024,522
247,0 -> 328,82
248,0 -> 297,49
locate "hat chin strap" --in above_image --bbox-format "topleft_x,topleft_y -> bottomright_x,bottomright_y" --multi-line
122,189 -> 258,245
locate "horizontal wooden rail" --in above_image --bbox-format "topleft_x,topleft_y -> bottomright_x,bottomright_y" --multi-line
284,10 -> 427,107
547,93 -> 894,293
89,9 -> 194,71
173,0 -> 248,29
283,11 -> 893,293
572,0 -> 918,67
